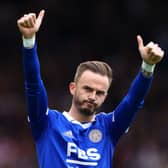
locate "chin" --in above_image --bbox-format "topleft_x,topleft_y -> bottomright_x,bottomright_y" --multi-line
79,108 -> 95,117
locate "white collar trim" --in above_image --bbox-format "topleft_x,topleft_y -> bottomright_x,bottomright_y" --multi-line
63,111 -> 92,129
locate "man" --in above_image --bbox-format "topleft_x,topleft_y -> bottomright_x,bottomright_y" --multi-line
17,10 -> 164,168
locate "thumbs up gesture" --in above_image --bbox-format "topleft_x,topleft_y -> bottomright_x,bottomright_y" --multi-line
137,35 -> 164,65
17,10 -> 45,39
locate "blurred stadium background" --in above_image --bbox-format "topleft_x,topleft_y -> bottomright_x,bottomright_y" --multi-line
0,0 -> 167,167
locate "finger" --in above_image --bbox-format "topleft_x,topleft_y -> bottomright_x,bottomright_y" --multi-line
24,18 -> 32,28
161,50 -> 164,57
31,13 -> 36,25
17,17 -> 27,28
36,9 -> 45,27
154,43 -> 158,47
151,47 -> 164,57
23,13 -> 36,28
146,42 -> 155,55
137,35 -> 144,49
151,55 -> 160,63
17,18 -> 23,26
28,18 -> 34,27
26,13 -> 36,25
146,42 -> 154,48
28,14 -> 36,27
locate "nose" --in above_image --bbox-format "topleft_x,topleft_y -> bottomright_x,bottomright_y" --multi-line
88,91 -> 96,101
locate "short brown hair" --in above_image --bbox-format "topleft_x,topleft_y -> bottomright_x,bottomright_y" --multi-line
74,61 -> 112,85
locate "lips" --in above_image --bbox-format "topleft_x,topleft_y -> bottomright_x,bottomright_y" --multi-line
84,101 -> 96,107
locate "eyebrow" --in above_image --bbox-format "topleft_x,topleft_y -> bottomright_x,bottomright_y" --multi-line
83,85 -> 107,95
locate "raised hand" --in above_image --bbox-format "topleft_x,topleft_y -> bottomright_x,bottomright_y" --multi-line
17,10 -> 45,39
137,35 -> 164,65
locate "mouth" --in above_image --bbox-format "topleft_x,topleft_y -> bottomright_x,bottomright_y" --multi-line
84,101 -> 96,107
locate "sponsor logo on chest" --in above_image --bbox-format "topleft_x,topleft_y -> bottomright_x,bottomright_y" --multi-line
66,129 -> 103,166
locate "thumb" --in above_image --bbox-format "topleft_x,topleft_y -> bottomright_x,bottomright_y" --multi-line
137,35 -> 144,49
36,9 -> 45,28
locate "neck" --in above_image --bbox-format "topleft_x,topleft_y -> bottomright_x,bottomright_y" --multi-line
68,105 -> 95,123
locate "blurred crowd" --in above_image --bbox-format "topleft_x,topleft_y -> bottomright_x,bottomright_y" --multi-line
0,0 -> 167,167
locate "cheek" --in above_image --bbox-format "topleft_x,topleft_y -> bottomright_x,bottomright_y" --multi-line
75,90 -> 88,102
98,96 -> 106,104
76,90 -> 84,99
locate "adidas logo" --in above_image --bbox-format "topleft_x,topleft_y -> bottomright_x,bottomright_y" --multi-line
63,130 -> 74,138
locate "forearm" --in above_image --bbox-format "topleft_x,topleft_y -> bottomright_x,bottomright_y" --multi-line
108,67 -> 153,143
23,36 -> 48,122
23,36 -> 41,84
126,68 -> 153,105
114,69 -> 153,126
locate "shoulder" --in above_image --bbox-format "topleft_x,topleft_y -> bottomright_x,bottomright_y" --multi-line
47,108 -> 63,119
96,112 -> 107,117
95,112 -> 109,122
96,111 -> 114,124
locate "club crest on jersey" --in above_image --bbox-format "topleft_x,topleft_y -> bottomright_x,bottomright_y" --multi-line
88,129 -> 102,143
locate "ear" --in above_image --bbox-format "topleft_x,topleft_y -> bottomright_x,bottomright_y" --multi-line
69,82 -> 76,95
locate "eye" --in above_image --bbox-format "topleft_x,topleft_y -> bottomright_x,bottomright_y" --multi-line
96,91 -> 106,96
83,86 -> 93,92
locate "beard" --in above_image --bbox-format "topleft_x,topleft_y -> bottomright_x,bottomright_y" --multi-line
73,96 -> 100,117
78,107 -> 95,116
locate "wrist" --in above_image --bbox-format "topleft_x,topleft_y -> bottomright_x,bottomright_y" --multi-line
22,35 -> 35,48
141,61 -> 156,77
141,61 -> 156,73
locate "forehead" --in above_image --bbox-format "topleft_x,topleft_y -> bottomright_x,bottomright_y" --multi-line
77,70 -> 110,90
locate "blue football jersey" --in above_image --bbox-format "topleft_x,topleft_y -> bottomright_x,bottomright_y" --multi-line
31,110 -> 116,168
23,45 -> 153,168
